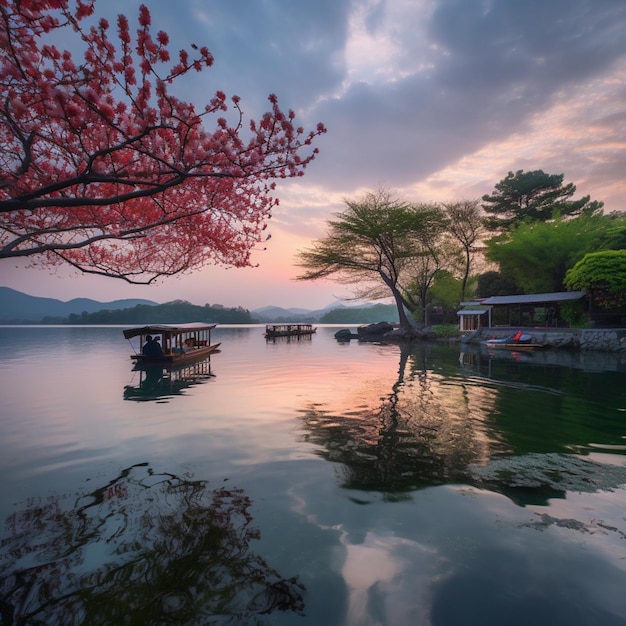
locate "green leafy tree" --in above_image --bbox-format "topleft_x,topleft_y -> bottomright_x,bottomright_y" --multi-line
565,250 -> 626,309
401,230 -> 461,323
429,270 -> 474,319
485,214 -> 618,293
476,271 -> 522,297
295,189 -> 447,333
482,170 -> 603,231
442,200 -> 485,301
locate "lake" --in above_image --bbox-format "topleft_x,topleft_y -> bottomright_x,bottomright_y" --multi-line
1,325 -> 626,625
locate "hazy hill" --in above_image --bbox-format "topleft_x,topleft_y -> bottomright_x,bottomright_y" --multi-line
251,302 -> 398,323
0,287 -> 157,323
252,305 -> 312,318
251,305 -> 321,322
0,287 -> 397,324
319,303 -> 399,323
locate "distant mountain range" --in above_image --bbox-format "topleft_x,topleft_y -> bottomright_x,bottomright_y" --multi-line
251,303 -> 339,323
251,303 -> 398,324
0,287 -> 158,323
0,287 -> 397,324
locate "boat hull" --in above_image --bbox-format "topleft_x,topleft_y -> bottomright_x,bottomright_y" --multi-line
483,332 -> 546,351
131,343 -> 221,366
484,342 -> 543,351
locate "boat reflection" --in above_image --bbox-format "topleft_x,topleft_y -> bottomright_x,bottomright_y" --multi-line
264,333 -> 314,344
123,356 -> 216,402
461,342 -> 626,373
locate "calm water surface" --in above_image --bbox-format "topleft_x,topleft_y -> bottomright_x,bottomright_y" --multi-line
1,325 -> 626,625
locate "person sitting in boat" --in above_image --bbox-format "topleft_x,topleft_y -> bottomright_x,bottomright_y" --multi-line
142,335 -> 164,358
512,330 -> 523,341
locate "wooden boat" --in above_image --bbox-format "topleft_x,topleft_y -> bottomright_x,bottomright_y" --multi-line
264,323 -> 317,338
123,323 -> 220,365
484,332 -> 545,351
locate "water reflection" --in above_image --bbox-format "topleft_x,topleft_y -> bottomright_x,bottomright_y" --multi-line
3,327 -> 626,625
0,463 -> 305,624
123,357 -> 216,402
300,344 -> 495,497
461,341 -> 626,374
300,341 -> 626,505
469,451 -> 626,506
265,333 -> 314,344
458,347 -> 626,458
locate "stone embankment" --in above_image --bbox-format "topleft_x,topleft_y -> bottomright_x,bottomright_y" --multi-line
465,327 -> 626,352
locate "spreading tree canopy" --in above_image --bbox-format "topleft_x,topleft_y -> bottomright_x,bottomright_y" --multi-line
442,199 -> 484,301
485,213 -> 620,293
399,219 -> 459,323
475,271 -> 522,298
0,0 -> 325,282
482,170 -> 603,231
294,189 -> 447,333
565,250 -> 626,310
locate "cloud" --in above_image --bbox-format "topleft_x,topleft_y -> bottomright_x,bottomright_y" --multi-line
304,0 -> 626,193
186,0 -> 350,114
3,0 -> 625,307
97,0 -> 626,203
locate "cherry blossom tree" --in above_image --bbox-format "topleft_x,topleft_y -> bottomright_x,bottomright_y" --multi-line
0,0 -> 325,282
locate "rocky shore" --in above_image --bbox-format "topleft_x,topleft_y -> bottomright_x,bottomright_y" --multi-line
464,327 -> 626,352
335,323 -> 626,352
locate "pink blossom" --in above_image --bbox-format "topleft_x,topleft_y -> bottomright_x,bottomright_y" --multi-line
138,5 -> 151,27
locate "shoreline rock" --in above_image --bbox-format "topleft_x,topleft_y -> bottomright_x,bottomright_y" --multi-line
335,322 -> 437,342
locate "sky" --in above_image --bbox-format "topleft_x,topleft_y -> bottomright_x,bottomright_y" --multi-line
2,0 -> 626,310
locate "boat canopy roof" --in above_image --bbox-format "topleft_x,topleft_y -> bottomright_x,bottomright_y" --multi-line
123,323 -> 216,340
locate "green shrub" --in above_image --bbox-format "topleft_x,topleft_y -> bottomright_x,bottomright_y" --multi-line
431,324 -> 460,339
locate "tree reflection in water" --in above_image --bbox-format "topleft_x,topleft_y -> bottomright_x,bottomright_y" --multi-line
0,463 -> 304,624
301,344 -> 494,497
301,342 -> 626,507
